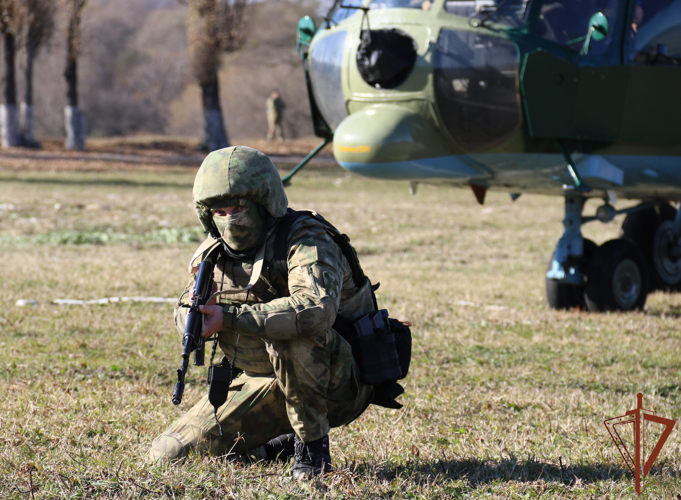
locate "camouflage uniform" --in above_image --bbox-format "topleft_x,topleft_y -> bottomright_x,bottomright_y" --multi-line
150,147 -> 375,461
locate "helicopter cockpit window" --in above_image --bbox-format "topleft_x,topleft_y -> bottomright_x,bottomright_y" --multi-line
309,31 -> 348,130
626,0 -> 681,64
444,0 -> 530,28
370,0 -> 433,10
433,30 -> 522,151
536,0 -> 618,55
327,0 -> 363,25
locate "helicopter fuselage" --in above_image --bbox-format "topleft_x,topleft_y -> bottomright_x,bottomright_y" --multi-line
306,0 -> 681,201
298,0 -> 681,312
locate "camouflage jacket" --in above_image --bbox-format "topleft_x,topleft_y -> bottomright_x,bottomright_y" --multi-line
175,213 -> 375,374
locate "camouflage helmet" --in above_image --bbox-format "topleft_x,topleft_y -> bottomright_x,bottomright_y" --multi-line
193,146 -> 288,233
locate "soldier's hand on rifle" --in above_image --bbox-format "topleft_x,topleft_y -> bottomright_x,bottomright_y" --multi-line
199,305 -> 223,337
190,281 -> 219,305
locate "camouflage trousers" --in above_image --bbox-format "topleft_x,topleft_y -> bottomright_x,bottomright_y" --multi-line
149,329 -> 373,461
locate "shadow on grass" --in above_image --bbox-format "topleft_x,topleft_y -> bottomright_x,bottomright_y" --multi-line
360,457 -> 642,486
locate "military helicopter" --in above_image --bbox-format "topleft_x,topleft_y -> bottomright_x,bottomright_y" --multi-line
287,0 -> 681,313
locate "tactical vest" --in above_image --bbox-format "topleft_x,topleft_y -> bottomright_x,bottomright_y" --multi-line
187,210 -> 376,374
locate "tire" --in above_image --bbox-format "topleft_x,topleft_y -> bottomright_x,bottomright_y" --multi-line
545,239 -> 597,310
620,203 -> 677,291
584,239 -> 649,312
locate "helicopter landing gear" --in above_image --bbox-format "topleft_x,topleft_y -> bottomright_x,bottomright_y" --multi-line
620,203 -> 681,291
583,239 -> 649,312
546,196 -> 651,312
546,196 -> 586,285
545,195 -> 588,309
545,239 -> 597,309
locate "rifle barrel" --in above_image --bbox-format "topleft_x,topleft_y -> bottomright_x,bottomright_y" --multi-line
172,368 -> 185,405
171,253 -> 216,405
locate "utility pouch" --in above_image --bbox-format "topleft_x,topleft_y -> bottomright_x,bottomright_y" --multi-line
208,364 -> 235,410
388,318 -> 412,380
348,309 -> 403,385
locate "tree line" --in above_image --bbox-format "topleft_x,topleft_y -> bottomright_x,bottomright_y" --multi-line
1,0 -> 250,151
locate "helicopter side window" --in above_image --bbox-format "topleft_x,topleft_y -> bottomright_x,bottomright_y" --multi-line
444,0 -> 530,28
433,30 -> 522,151
370,0 -> 433,10
626,0 -> 681,64
536,0 -> 618,55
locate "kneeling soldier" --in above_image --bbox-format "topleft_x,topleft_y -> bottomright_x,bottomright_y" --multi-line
149,146 -> 377,478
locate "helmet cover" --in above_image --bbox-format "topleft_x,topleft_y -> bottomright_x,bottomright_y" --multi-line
193,146 -> 288,234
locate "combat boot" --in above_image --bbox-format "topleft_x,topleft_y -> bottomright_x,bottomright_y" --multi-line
292,434 -> 331,479
263,433 -> 296,461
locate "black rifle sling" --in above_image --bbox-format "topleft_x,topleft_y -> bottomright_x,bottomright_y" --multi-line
274,208 -> 368,293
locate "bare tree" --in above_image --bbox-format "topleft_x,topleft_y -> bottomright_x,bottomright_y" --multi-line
0,0 -> 21,147
186,0 -> 247,151
19,0 -> 56,147
62,0 -> 86,150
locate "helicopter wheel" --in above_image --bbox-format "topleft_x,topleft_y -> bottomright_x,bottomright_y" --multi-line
584,239 -> 649,312
545,239 -> 597,310
620,203 -> 681,291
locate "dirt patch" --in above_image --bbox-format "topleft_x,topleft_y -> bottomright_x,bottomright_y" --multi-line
0,136 -> 336,172
42,136 -> 333,157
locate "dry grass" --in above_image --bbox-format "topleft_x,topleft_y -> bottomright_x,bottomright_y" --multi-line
1,158 -> 680,499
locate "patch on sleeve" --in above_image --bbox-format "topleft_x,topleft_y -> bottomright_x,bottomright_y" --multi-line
322,270 -> 340,300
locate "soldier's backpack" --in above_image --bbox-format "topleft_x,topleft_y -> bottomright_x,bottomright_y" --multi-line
273,208 -> 412,409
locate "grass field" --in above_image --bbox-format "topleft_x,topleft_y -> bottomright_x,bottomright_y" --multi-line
1,156 -> 680,499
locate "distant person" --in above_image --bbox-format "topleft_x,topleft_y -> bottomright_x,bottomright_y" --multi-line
266,90 -> 285,142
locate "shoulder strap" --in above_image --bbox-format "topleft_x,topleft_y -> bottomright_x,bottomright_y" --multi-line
273,208 -> 304,272
310,212 -> 368,289
188,236 -> 221,273
274,209 -> 368,290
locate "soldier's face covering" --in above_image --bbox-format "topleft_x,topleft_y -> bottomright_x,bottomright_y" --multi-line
211,199 -> 266,252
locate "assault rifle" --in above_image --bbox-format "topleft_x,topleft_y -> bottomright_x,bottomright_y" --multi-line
172,253 -> 216,405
